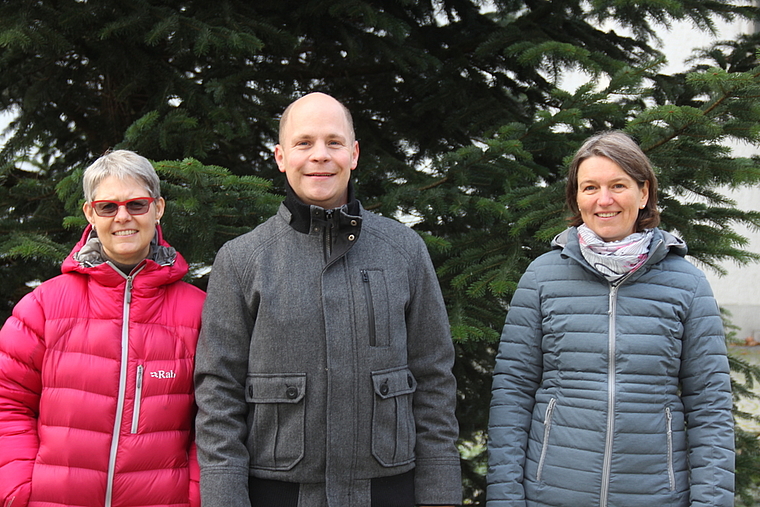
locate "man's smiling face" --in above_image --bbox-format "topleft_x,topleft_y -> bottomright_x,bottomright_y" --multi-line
275,93 -> 359,209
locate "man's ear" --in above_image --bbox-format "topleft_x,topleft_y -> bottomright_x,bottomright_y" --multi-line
275,144 -> 286,173
350,140 -> 359,171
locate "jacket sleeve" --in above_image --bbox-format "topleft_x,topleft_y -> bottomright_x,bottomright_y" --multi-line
678,273 -> 734,507
0,291 -> 47,507
194,244 -> 254,507
404,238 -> 462,506
486,264 -> 544,507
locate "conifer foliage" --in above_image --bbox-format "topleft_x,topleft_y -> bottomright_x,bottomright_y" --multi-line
2,0 -> 760,502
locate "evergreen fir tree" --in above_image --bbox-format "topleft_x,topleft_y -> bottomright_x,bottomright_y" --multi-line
2,0 -> 760,502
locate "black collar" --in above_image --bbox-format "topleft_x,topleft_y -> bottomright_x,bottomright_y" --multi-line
283,180 -> 361,234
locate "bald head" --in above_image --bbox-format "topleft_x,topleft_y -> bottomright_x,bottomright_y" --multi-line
279,93 -> 355,146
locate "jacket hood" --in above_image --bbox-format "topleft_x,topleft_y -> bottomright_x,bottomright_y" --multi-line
61,224 -> 190,286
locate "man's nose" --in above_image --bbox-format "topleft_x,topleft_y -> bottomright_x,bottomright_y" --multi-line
310,141 -> 331,161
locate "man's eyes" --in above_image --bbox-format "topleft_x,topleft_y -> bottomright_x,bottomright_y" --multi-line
295,140 -> 344,147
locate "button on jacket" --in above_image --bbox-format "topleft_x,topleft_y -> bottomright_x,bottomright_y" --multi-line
195,194 -> 462,507
487,227 -> 733,507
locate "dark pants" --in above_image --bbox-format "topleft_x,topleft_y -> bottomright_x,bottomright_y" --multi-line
249,469 -> 416,507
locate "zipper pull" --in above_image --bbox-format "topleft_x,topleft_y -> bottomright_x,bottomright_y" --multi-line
361,269 -> 369,283
126,277 -> 133,304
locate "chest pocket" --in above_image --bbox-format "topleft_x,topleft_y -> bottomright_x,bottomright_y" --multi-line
371,366 -> 417,467
359,269 -> 391,347
246,373 -> 306,471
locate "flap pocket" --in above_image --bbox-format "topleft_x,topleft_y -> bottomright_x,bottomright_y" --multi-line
371,366 -> 417,399
246,373 -> 306,404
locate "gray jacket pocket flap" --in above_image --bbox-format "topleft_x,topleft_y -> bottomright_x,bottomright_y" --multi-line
371,366 -> 417,399
246,373 -> 306,404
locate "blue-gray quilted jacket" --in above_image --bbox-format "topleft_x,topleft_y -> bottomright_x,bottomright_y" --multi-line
487,227 -> 734,507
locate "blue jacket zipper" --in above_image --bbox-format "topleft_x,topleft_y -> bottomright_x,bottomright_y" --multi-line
665,407 -> 675,491
536,397 -> 557,482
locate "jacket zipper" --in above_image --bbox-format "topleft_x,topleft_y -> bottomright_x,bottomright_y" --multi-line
360,270 -> 377,346
599,265 -> 641,507
131,364 -> 144,434
599,284 -> 618,507
536,397 -> 557,482
569,242 -> 656,507
324,210 -> 334,263
105,268 -> 141,507
665,407 -> 675,491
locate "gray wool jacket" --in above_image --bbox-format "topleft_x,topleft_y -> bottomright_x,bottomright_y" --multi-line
487,227 -> 734,507
195,198 -> 462,507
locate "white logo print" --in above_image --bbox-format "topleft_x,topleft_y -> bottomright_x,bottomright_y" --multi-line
150,370 -> 177,379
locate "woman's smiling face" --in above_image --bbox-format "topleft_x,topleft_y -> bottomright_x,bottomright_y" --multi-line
83,175 -> 165,265
577,156 -> 649,242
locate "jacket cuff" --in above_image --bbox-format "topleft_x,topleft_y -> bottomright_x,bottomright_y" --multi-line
199,467 -> 250,507
413,457 -> 463,506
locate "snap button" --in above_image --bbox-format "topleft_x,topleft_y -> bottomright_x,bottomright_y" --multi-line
348,234 -> 355,241
351,220 -> 357,226
380,383 -> 389,396
407,375 -> 413,388
286,386 -> 299,399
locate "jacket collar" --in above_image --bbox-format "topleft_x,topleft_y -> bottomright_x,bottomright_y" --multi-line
62,224 -> 188,286
283,179 -> 361,234
73,226 -> 177,270
552,226 -> 687,280
281,180 -> 363,266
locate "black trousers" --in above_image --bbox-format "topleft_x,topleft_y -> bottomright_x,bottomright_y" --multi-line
249,469 -> 415,507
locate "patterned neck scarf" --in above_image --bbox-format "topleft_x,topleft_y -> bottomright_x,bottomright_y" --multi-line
577,224 -> 654,282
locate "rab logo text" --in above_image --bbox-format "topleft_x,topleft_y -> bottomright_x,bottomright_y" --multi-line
150,370 -> 177,379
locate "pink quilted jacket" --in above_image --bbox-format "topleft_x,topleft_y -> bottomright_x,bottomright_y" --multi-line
0,226 -> 205,507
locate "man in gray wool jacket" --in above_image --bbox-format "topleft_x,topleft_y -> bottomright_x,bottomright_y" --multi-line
194,92 -> 462,507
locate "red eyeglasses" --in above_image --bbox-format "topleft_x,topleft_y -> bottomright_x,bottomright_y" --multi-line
90,197 -> 155,217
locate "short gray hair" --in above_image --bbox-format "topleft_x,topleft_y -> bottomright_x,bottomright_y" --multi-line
83,150 -> 161,202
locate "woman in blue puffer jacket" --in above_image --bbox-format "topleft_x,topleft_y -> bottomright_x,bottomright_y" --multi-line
487,131 -> 734,507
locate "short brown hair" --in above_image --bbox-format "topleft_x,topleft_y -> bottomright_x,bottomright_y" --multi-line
565,131 -> 660,231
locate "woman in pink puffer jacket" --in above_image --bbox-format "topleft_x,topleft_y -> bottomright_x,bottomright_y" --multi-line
0,150 -> 205,507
